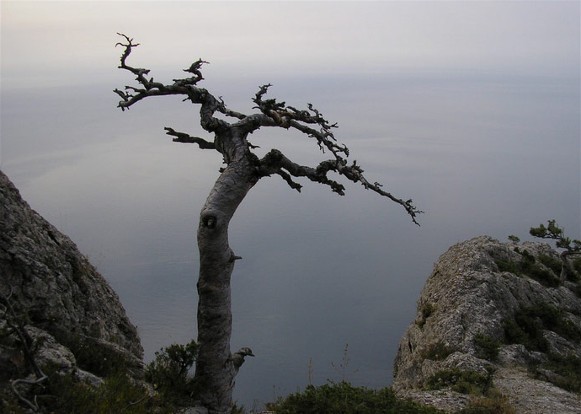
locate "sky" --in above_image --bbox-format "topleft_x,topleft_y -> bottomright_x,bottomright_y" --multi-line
1,0 -> 580,410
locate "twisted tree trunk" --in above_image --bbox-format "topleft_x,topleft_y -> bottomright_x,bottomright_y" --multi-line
194,149 -> 258,412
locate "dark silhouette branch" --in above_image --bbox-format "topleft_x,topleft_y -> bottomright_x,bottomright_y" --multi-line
114,33 -> 421,223
164,127 -> 215,148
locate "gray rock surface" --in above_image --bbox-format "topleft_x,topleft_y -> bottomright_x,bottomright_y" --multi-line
0,170 -> 143,382
393,236 -> 581,413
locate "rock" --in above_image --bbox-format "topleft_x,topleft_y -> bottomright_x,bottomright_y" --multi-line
25,326 -> 76,371
180,407 -> 209,414
0,170 -> 143,383
393,236 -> 581,413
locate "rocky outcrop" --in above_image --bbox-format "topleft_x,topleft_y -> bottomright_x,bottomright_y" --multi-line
393,236 -> 581,413
0,170 -> 143,402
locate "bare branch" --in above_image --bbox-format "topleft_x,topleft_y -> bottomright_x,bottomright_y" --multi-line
164,127 -> 215,149
258,150 -> 421,224
258,149 -> 346,195
115,35 -> 422,225
252,84 -> 348,158
334,160 -> 423,225
175,58 -> 209,86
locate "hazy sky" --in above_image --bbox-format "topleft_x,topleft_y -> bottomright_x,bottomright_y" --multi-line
1,0 -> 580,409
2,1 -> 579,88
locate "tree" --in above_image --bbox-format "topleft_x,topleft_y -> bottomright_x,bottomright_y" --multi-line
114,34 -> 421,414
530,219 -> 581,282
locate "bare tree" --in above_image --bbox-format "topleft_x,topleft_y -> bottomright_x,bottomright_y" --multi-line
114,34 -> 421,414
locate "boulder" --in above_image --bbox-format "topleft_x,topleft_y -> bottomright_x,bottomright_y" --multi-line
0,170 -> 143,387
393,236 -> 581,413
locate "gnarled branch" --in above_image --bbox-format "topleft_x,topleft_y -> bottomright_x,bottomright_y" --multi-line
164,127 -> 215,149
114,33 -> 422,224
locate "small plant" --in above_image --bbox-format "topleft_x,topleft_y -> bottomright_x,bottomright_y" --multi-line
507,235 -> 520,243
421,341 -> 455,361
144,339 -> 199,405
536,354 -> 581,393
330,343 -> 357,383
538,254 -> 563,275
266,381 -> 442,414
426,369 -> 493,395
40,368 -> 171,414
493,249 -> 560,287
494,258 -> 520,274
417,302 -> 436,328
473,334 -> 500,362
503,303 -> 581,352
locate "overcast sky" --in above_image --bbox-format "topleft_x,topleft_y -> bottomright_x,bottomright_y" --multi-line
1,0 -> 580,408
2,1 -> 579,89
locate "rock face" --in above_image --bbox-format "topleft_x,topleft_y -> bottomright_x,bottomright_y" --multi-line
393,236 -> 581,413
0,170 -> 143,385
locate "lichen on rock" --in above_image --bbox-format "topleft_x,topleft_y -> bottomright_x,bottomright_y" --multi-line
393,235 -> 581,413
0,170 -> 144,408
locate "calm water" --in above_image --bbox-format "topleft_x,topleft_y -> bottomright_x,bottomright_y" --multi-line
2,72 -> 579,409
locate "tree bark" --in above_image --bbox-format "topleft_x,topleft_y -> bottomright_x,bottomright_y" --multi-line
194,138 -> 258,413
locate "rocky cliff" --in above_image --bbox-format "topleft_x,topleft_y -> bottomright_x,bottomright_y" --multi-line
393,236 -> 581,413
0,170 -> 143,409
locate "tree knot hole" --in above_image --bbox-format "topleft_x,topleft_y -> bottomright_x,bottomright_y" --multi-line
202,215 -> 217,229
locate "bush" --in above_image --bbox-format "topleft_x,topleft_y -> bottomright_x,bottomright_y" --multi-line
266,381 -> 442,414
426,369 -> 493,395
503,303 -> 581,352
40,369 -> 172,414
473,334 -> 500,362
538,254 -> 562,275
421,341 -> 455,361
539,354 -> 581,393
144,339 -> 198,405
494,251 -> 560,287
417,302 -> 436,328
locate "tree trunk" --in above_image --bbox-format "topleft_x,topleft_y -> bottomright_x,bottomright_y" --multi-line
194,154 -> 257,413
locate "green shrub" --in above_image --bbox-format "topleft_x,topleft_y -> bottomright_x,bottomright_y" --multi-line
144,339 -> 198,405
494,251 -> 560,287
421,341 -> 455,361
41,370 -> 172,414
539,354 -> 581,393
503,303 -> 581,352
266,381 -> 442,414
526,265 -> 560,287
538,254 -> 562,275
507,235 -> 520,243
473,334 -> 500,362
494,259 -> 520,274
426,369 -> 493,395
417,302 -> 436,328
